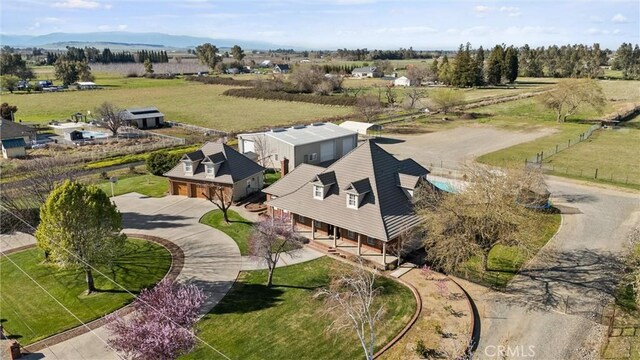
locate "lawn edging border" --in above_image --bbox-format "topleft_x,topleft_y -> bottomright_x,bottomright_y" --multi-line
22,234 -> 184,353
372,274 -> 422,359
449,276 -> 481,359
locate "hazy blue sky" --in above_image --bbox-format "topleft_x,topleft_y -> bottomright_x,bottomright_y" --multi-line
1,0 -> 638,49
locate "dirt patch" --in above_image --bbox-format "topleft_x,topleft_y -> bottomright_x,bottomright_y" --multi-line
380,269 -> 472,359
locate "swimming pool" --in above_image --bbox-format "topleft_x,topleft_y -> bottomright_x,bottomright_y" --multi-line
428,179 -> 457,193
81,130 -> 109,139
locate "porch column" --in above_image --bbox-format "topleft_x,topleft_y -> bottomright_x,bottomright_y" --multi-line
382,242 -> 387,265
333,226 -> 337,247
357,234 -> 362,256
291,214 -> 296,231
311,220 -> 315,240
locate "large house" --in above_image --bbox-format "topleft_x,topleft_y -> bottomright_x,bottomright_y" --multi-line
119,107 -> 165,129
237,122 -> 358,173
351,67 -> 383,78
265,140 -> 429,268
165,142 -> 265,201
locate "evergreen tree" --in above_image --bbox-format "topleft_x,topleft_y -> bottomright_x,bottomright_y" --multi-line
475,46 -> 485,86
438,55 -> 452,85
504,46 -> 519,83
486,45 -> 505,85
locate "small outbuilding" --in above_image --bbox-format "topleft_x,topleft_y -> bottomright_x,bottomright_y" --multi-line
1,138 -> 27,159
339,121 -> 383,136
74,81 -> 98,90
351,67 -> 383,78
119,107 -> 165,129
393,76 -> 412,87
64,130 -> 84,141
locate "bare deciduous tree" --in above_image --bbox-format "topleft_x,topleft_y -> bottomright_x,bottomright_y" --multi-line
253,134 -> 274,168
406,65 -> 428,86
356,95 -> 383,122
538,78 -> 605,122
429,88 -> 465,114
384,84 -> 397,107
201,184 -> 232,224
96,102 -> 125,136
315,260 -> 385,360
248,216 -> 307,287
404,88 -> 427,110
417,165 -> 548,272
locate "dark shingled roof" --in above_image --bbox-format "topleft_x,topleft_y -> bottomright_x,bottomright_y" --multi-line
314,171 -> 336,186
267,140 -> 429,241
345,178 -> 372,194
165,142 -> 265,184
1,119 -> 35,140
1,138 -> 26,149
264,164 -> 325,198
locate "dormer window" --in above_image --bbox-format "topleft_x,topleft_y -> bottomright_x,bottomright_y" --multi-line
347,193 -> 358,209
184,162 -> 193,173
205,164 -> 214,176
313,185 -> 324,200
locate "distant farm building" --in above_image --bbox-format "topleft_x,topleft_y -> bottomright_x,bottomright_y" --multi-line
73,81 -> 98,90
351,67 -> 383,78
119,107 -> 165,129
1,138 -> 27,159
273,64 -> 291,74
393,76 -> 412,87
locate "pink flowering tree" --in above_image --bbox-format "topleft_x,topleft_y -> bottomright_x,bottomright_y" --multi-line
248,216 -> 308,287
107,279 -> 205,360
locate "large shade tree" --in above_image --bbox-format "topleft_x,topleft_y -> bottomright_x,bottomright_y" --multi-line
195,43 -> 220,71
538,78 -> 605,122
35,181 -> 125,294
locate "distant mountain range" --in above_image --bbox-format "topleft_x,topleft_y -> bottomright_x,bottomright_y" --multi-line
0,32 -> 287,50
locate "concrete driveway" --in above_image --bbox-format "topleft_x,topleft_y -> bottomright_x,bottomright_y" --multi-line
25,193 -> 242,360
376,126 -> 555,168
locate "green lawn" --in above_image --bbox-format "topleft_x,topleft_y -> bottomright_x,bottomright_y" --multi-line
3,75 -> 353,131
264,171 -> 281,186
543,128 -> 640,188
200,209 -> 253,255
95,173 -> 169,197
183,257 -> 416,360
460,211 -> 561,288
0,238 -> 171,345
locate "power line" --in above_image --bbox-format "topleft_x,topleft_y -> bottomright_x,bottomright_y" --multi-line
1,205 -> 233,360
0,249 -> 122,360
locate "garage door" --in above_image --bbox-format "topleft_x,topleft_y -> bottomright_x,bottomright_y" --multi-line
243,139 -> 255,153
173,181 -> 188,196
342,136 -> 354,156
320,141 -> 334,162
191,184 -> 209,199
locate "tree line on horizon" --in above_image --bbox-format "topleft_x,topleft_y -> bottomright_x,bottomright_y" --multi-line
42,46 -> 170,65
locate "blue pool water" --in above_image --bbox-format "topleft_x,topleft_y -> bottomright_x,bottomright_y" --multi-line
428,179 -> 456,193
81,130 -> 109,139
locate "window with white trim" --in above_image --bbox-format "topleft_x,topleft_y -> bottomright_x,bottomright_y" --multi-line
205,164 -> 214,175
347,193 -> 358,209
367,237 -> 375,246
184,162 -> 193,173
347,230 -> 355,239
313,185 -> 324,200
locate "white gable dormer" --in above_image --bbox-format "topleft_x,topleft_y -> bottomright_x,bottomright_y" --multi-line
312,171 -> 336,200
202,153 -> 225,178
183,161 -> 194,175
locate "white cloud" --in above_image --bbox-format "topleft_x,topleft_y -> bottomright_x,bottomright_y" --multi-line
612,29 -> 622,35
98,24 -> 110,31
29,21 -> 41,30
52,0 -> 108,9
117,24 -> 128,30
474,5 -> 490,13
586,28 -> 619,35
42,17 -> 64,24
256,30 -> 285,37
499,6 -> 521,17
611,14 -> 627,23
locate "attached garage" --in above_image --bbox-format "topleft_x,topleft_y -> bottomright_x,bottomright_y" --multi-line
242,139 -> 255,153
172,181 -> 188,196
191,184 -> 210,199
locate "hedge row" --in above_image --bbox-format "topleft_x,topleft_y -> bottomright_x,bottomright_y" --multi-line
222,88 -> 358,107
86,144 -> 200,169
185,76 -> 255,87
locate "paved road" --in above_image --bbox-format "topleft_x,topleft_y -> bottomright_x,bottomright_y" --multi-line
469,178 -> 640,360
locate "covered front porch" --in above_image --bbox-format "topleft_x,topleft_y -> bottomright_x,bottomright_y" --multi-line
291,214 -> 397,269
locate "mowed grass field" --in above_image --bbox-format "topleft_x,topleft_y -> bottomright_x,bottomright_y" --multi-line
3,72 -> 353,132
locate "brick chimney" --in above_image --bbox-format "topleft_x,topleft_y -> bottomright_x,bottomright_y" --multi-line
281,158 -> 290,176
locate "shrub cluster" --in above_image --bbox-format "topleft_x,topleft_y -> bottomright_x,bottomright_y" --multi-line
145,150 -> 183,176
222,88 -> 358,106
185,76 -> 254,87
143,73 -> 177,79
